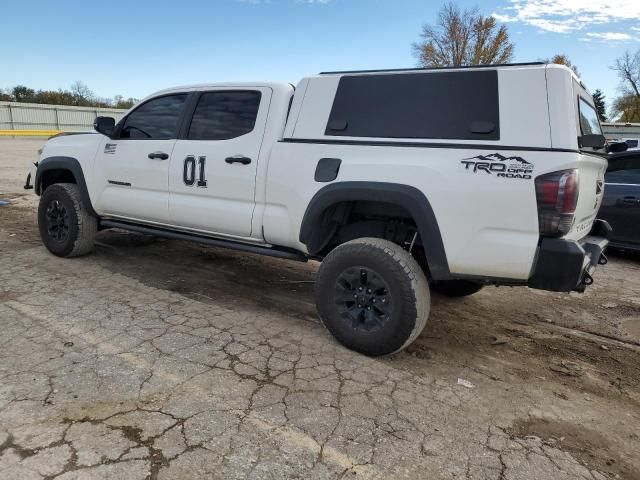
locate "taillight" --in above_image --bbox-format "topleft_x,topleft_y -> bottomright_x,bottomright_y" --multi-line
535,169 -> 579,237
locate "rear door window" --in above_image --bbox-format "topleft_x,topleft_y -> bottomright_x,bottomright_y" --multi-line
120,94 -> 188,139
325,70 -> 500,140
605,169 -> 640,185
188,91 -> 262,141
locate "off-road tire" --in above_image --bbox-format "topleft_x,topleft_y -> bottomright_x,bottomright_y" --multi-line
315,238 -> 430,356
38,183 -> 97,258
431,280 -> 484,297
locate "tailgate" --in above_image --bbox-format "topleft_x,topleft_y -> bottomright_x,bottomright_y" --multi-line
565,153 -> 607,241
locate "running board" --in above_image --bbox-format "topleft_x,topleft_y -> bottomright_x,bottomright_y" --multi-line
99,220 -> 308,262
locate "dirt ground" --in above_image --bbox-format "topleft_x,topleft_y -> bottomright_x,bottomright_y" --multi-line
1,138 -> 639,480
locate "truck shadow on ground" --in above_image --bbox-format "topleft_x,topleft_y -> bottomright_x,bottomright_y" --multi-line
4,203 -> 640,407
93,230 -> 320,322
90,231 -> 640,401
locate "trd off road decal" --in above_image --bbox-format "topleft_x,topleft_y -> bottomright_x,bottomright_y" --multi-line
460,153 -> 533,180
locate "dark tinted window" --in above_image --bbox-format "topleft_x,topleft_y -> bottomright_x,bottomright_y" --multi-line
325,70 -> 499,140
121,94 -> 187,139
626,139 -> 638,148
188,91 -> 261,141
605,169 -> 640,185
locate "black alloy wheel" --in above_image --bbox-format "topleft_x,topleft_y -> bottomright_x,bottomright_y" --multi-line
45,199 -> 70,242
335,266 -> 393,332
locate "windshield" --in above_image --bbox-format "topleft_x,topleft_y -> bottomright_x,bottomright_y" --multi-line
578,97 -> 602,135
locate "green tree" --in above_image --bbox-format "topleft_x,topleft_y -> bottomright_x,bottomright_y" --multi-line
12,85 -> 36,103
592,89 -> 607,122
113,95 -> 138,109
413,2 -> 514,67
2,83 -> 137,109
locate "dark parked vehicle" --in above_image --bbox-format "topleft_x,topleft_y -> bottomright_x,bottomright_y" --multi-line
600,152 -> 640,251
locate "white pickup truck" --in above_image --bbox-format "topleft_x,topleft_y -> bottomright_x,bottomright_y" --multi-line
26,62 -> 615,356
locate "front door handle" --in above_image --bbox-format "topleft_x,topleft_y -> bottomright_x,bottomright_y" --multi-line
148,151 -> 169,160
225,156 -> 252,165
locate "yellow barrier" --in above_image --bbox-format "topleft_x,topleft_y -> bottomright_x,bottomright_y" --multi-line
0,130 -> 62,137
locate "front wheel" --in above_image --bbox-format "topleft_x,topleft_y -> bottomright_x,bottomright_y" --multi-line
38,183 -> 97,258
315,238 -> 430,356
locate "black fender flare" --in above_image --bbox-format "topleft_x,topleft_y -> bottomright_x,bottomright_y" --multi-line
299,181 -> 451,280
35,156 -> 98,217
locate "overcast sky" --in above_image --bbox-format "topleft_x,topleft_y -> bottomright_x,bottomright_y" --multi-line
2,0 -> 639,116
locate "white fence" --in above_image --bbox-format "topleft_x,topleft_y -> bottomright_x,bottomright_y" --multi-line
601,122 -> 640,141
0,101 -> 127,132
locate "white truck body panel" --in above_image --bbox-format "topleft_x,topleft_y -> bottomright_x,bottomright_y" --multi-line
34,64 -> 607,282
264,142 -> 543,279
169,86 -> 273,238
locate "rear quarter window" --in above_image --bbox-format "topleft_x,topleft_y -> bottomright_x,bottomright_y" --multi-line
325,70 -> 500,141
578,97 -> 602,136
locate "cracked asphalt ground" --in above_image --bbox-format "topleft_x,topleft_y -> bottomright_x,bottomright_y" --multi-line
1,139 -> 640,480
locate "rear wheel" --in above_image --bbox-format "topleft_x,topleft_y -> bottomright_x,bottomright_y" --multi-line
430,280 -> 483,297
38,183 -> 97,258
315,238 -> 430,356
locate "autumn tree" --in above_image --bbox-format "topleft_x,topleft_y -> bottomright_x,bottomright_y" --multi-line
612,50 -> 640,122
0,89 -> 12,102
613,95 -> 640,122
413,3 -> 514,68
592,90 -> 607,122
542,54 -> 579,76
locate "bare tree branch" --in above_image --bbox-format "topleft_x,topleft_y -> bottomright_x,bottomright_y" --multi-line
613,51 -> 640,97
610,50 -> 640,121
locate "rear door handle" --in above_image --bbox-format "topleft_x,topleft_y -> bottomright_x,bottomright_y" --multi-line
622,196 -> 640,206
148,151 -> 169,160
225,156 -> 252,165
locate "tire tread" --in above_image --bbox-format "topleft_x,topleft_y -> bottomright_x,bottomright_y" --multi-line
39,183 -> 96,257
315,237 -> 430,356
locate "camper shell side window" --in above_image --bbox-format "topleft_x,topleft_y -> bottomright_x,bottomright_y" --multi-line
325,70 -> 500,141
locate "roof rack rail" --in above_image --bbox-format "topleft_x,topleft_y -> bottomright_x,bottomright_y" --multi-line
319,62 -> 546,75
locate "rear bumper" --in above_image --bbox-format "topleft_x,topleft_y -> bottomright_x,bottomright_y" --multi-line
528,220 -> 611,293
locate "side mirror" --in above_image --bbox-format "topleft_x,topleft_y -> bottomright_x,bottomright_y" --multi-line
94,116 -> 115,137
578,134 -> 606,149
607,141 -> 629,154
